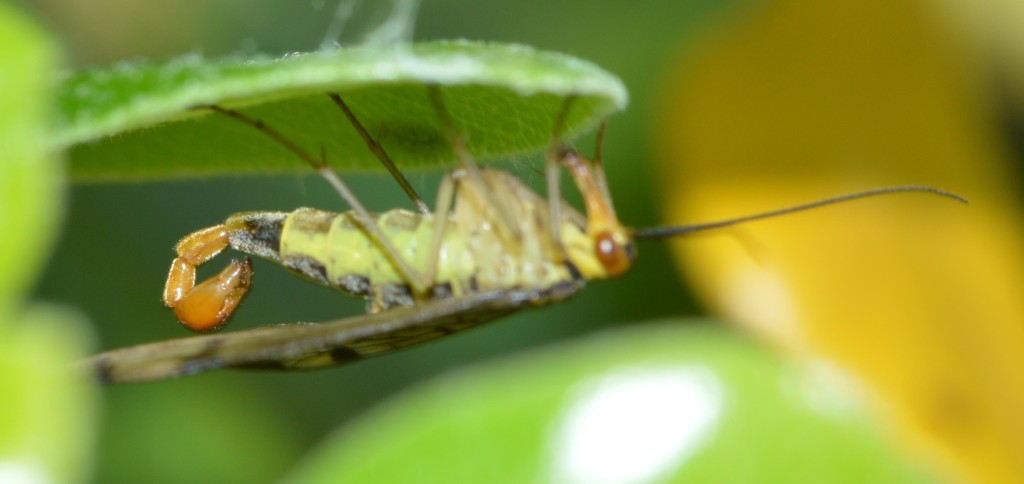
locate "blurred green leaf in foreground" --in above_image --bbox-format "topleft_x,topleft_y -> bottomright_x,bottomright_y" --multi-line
0,4 -> 96,483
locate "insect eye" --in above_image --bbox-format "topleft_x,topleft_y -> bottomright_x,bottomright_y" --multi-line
595,231 -> 632,276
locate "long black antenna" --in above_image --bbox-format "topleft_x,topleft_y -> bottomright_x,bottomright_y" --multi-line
633,186 -> 968,239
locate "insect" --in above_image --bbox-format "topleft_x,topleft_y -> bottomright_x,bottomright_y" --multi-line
83,86 -> 966,384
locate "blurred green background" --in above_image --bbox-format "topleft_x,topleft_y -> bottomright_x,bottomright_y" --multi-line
11,0 -> 1024,482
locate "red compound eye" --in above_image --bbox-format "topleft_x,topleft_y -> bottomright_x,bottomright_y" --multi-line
595,231 -> 633,277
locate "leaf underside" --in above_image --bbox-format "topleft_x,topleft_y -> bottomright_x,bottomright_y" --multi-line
58,41 -> 628,181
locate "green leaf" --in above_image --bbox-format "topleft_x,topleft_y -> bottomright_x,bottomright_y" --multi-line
0,305 -> 96,484
286,322 -> 935,483
59,41 -> 627,181
0,2 -> 63,315
0,6 -> 96,483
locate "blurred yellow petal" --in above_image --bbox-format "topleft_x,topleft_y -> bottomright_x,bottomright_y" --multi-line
655,0 -> 1024,482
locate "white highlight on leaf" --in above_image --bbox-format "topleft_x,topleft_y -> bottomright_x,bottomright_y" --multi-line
549,366 -> 723,484
0,460 -> 48,484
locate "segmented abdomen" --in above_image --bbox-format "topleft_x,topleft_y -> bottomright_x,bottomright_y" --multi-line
226,208 -> 474,308
224,169 -> 585,312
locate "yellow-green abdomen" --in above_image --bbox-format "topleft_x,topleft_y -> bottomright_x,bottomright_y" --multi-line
274,208 -> 474,303
225,169 -> 593,311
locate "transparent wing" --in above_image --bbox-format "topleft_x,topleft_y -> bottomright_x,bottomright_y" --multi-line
83,282 -> 583,384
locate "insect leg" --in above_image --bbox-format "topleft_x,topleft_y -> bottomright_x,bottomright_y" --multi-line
544,96 -> 577,260
590,120 -> 616,218
202,104 -> 432,296
425,170 -> 459,286
326,93 -> 430,215
426,85 -> 523,244
164,224 -> 253,332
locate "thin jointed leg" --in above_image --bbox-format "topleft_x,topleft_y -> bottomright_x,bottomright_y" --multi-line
327,93 -> 430,215
201,104 -> 431,295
